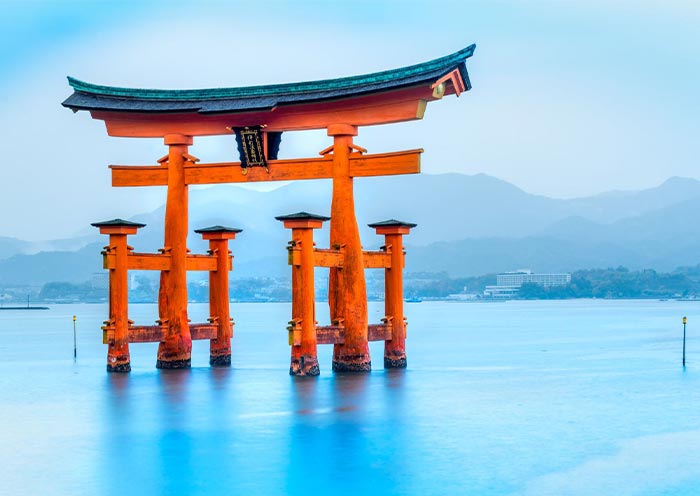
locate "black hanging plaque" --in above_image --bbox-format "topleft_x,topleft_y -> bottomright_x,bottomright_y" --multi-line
233,126 -> 267,171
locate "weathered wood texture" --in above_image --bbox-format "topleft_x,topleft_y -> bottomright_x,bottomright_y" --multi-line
313,323 -> 391,345
103,323 -> 217,344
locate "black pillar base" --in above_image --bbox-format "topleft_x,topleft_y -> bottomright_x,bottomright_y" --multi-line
384,356 -> 407,369
290,355 -> 320,376
106,362 -> 131,373
156,358 -> 191,369
332,354 -> 371,372
210,354 -> 231,367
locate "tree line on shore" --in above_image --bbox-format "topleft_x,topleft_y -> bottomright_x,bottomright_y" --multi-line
404,265 -> 700,300
6,264 -> 700,304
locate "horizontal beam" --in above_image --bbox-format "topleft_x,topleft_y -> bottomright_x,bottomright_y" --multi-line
316,325 -> 344,345
186,254 -> 219,272
103,252 -> 228,271
368,323 -> 392,341
92,86 -> 435,137
296,322 -> 393,346
110,149 -> 421,187
363,251 -> 392,269
103,322 -> 218,344
288,248 -> 393,269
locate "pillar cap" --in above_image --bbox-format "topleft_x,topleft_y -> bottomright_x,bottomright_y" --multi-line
194,225 -> 243,234
91,218 -> 145,235
195,225 -> 242,240
275,212 -> 330,222
367,219 -> 417,229
91,218 -> 146,229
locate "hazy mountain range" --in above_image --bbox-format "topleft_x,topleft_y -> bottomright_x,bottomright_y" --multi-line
2,173 -> 700,285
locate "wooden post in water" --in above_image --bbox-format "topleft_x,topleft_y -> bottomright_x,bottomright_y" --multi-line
92,219 -> 145,372
195,226 -> 241,366
157,134 -> 194,369
277,212 -> 329,376
369,220 -> 416,368
327,124 -> 371,372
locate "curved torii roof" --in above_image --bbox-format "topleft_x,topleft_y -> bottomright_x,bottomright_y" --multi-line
62,44 -> 475,137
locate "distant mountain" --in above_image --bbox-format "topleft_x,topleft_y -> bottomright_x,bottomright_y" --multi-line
406,192 -> 700,277
2,173 -> 700,284
0,236 -> 31,260
0,242 -> 103,285
406,237 -> 625,276
565,177 -> 700,224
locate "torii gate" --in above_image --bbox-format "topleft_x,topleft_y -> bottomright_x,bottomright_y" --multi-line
63,44 -> 476,374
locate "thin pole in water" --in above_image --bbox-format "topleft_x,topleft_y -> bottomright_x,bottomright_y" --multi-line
682,316 -> 687,368
73,315 -> 77,360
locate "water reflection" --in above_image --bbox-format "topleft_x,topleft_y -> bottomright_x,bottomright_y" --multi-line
4,301 -> 699,495
282,371 -> 416,494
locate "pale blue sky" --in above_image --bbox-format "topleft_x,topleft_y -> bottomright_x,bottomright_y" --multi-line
0,0 -> 697,240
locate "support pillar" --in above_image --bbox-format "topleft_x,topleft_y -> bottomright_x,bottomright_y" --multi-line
327,124 -> 371,372
276,212 -> 329,376
92,219 -> 145,373
157,133 -> 194,369
369,220 -> 417,368
195,225 -> 242,366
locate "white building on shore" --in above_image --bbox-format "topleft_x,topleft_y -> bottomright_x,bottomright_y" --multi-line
484,270 -> 571,299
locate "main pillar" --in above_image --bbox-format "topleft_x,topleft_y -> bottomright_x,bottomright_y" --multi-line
92,219 -> 145,373
195,225 -> 242,366
369,220 -> 416,368
327,124 -> 371,372
157,133 -> 194,369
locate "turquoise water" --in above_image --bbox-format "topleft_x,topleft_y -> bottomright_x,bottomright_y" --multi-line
0,300 -> 698,495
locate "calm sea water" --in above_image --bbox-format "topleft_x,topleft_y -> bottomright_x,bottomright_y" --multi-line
0,300 -> 698,495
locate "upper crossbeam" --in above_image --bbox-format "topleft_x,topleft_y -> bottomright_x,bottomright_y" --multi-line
110,149 -> 422,187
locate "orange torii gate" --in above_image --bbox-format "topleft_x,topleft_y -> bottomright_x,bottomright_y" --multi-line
63,44 -> 476,374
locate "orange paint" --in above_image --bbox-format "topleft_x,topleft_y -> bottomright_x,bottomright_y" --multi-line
280,216 -> 326,376
94,222 -> 142,373
199,229 -> 239,366
371,222 -> 415,368
109,149 -> 422,187
384,232 -> 407,368
157,134 -> 193,369
328,127 -> 371,372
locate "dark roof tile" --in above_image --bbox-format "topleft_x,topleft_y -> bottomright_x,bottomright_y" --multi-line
62,45 -> 475,114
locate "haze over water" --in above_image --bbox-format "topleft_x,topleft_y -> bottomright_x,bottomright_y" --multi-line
1,300 -> 698,495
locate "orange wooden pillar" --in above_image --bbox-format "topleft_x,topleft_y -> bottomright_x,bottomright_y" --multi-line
369,220 -> 416,368
327,124 -> 371,372
195,225 -> 241,366
157,134 -> 194,369
92,219 -> 145,373
276,212 -> 329,376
